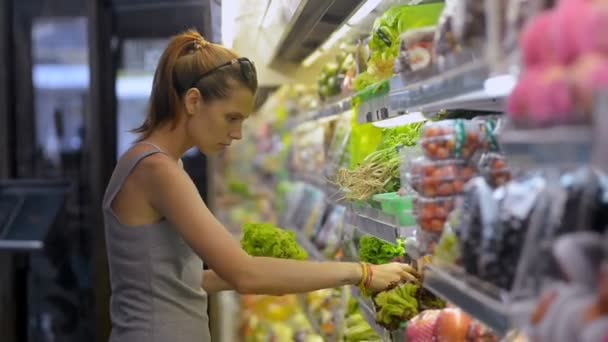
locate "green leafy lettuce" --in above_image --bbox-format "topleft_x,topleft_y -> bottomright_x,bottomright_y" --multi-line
358,236 -> 404,265
374,282 -> 420,329
240,223 -> 308,260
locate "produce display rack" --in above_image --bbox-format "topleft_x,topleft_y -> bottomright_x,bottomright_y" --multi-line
297,293 -> 323,336
346,206 -> 415,245
359,58 -> 510,124
289,96 -> 352,128
423,265 -> 535,337
291,228 -> 327,262
350,287 -> 391,340
498,124 -> 594,171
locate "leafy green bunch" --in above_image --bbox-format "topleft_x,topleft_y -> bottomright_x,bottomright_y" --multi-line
240,223 -> 308,260
358,236 -> 405,265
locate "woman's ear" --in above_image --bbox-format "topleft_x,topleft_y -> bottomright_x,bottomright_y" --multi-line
184,88 -> 203,116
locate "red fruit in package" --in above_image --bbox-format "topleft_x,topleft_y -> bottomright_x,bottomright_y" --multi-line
520,11 -> 558,67
575,2 -> 608,56
406,310 -> 441,342
508,66 -> 576,127
506,73 -> 533,123
529,66 -> 575,126
570,53 -> 608,115
553,0 -> 586,64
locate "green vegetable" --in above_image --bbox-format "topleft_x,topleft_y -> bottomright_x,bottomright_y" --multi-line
353,72 -> 377,92
228,182 -> 250,197
373,282 -> 420,329
240,223 -> 308,260
367,3 -> 444,79
417,287 -> 446,311
358,236 -> 404,265
344,312 -> 381,342
434,229 -> 461,264
378,122 -> 424,150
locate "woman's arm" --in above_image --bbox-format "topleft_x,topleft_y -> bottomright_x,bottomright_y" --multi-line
144,155 -> 407,294
202,270 -> 234,294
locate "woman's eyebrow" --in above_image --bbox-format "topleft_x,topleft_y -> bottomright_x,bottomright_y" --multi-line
227,112 -> 248,118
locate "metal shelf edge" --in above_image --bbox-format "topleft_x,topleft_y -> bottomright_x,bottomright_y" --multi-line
423,265 -> 517,336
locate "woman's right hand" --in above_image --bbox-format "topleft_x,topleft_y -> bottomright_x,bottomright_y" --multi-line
367,262 -> 420,293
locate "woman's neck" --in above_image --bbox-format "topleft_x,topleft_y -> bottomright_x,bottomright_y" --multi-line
143,126 -> 192,161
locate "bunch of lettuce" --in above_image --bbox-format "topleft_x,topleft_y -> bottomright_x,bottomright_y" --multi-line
358,236 -> 405,265
345,312 -> 381,342
374,282 -> 420,329
240,223 -> 308,260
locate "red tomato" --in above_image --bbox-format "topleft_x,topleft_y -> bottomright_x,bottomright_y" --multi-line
430,219 -> 444,232
426,127 -> 442,137
493,159 -> 506,170
437,183 -> 454,196
461,167 -> 476,179
436,147 -> 449,159
453,180 -> 464,193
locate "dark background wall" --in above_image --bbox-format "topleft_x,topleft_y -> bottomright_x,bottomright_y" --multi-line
0,1 -> 220,341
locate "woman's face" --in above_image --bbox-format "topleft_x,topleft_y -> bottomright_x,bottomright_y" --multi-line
185,85 -> 255,155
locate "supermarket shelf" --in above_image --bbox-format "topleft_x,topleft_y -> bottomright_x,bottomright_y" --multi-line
359,60 -> 512,124
290,172 -> 345,203
498,124 -> 593,170
291,172 -> 327,189
291,96 -> 352,127
350,287 -> 389,339
292,228 -> 327,262
297,294 -> 323,336
423,265 -> 535,336
347,207 -> 416,245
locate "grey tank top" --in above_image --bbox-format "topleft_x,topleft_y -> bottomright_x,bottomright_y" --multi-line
102,143 -> 210,342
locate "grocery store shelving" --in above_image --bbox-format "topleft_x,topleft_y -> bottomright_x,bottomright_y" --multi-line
497,124 -> 593,170
290,172 -> 344,201
359,58 -> 513,125
347,207 -> 416,245
291,228 -> 328,262
297,293 -> 323,336
423,265 -> 535,336
350,287 -> 390,340
290,96 -> 352,128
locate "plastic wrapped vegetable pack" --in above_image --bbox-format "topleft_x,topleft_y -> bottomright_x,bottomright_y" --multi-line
337,123 -> 423,201
367,3 -> 444,80
241,223 -> 308,260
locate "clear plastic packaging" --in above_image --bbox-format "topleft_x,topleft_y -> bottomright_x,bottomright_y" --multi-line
414,196 -> 456,233
419,119 -> 482,160
479,152 -> 512,188
395,26 -> 436,74
409,157 -> 478,196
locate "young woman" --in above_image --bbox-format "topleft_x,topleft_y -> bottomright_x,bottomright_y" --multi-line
103,30 -> 413,341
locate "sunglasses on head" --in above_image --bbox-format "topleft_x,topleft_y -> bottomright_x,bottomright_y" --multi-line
190,57 -> 257,89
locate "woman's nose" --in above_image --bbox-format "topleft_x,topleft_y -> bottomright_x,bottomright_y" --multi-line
230,127 -> 242,140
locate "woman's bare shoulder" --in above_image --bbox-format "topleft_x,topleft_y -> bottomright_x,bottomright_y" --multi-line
120,144 -> 185,188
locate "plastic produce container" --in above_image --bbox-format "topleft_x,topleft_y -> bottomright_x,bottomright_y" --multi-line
408,157 -> 477,197
372,192 -> 416,226
479,152 -> 512,188
413,196 -> 456,233
419,119 -> 481,160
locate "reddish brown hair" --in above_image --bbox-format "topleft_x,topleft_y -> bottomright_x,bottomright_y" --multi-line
133,29 -> 258,140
